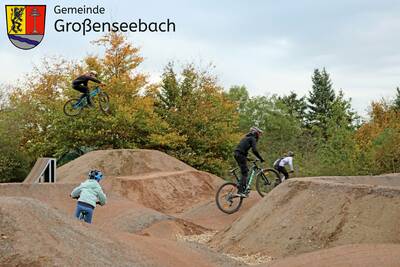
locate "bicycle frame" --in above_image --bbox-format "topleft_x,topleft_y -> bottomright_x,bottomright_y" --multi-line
245,162 -> 264,191
231,160 -> 265,190
90,86 -> 101,97
74,87 -> 101,107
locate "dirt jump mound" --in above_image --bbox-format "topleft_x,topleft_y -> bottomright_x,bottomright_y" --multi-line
57,149 -> 195,183
210,176 -> 400,258
56,149 -> 223,214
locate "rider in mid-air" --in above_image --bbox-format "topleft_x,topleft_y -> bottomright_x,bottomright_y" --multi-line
70,169 -> 107,224
234,126 -> 265,197
273,151 -> 295,185
72,70 -> 103,107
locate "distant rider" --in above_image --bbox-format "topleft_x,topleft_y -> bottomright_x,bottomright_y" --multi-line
72,70 -> 103,107
234,126 -> 265,197
273,151 -> 295,185
70,170 -> 107,224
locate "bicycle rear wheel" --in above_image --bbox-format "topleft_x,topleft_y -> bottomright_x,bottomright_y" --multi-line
63,98 -> 83,117
98,92 -> 110,114
256,168 -> 280,197
215,182 -> 243,214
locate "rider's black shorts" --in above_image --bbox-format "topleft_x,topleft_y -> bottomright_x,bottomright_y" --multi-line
72,83 -> 89,94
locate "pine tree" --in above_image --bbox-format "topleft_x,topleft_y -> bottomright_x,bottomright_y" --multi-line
307,68 -> 336,136
393,87 -> 400,111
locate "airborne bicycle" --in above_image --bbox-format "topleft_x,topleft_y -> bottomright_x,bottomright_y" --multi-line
63,86 -> 110,116
215,158 -> 281,214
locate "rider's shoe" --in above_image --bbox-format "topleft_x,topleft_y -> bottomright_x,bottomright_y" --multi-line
85,103 -> 95,109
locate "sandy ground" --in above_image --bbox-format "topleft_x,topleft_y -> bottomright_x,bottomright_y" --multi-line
262,244 -> 400,267
1,149 -> 400,266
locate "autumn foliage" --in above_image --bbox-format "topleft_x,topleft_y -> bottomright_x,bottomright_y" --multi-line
1,32 -> 399,182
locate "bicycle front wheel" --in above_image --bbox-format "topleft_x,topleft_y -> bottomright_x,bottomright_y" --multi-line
215,182 -> 243,214
63,98 -> 83,117
256,168 -> 280,197
98,92 -> 110,114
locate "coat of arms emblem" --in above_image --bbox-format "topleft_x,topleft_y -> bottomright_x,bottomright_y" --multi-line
6,5 -> 46,49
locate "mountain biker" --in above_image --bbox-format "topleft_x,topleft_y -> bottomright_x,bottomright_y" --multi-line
72,70 -> 103,107
70,170 -> 107,224
273,151 -> 295,185
234,126 -> 265,197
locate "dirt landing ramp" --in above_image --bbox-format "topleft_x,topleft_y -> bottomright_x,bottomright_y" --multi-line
179,193 -> 261,230
110,170 -> 223,214
262,244 -> 400,267
210,177 -> 400,258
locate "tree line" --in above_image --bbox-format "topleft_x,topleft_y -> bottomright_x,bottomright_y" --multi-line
1,33 -> 399,182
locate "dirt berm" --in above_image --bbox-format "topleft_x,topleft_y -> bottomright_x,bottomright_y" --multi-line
210,176 -> 400,258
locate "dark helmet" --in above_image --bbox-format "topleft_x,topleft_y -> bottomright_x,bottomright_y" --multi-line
88,169 -> 104,182
250,126 -> 263,137
287,151 -> 294,157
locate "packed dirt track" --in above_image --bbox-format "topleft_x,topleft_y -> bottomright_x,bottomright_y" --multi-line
1,149 -> 400,266
262,244 -> 400,267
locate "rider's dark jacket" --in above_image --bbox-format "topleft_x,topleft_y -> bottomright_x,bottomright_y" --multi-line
72,75 -> 101,87
234,132 -> 264,161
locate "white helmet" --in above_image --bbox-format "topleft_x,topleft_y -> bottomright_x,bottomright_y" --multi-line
250,126 -> 263,135
89,70 -> 98,77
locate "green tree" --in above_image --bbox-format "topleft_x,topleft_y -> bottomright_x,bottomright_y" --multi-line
0,88 -> 31,182
156,63 -> 240,175
278,91 -> 307,125
307,68 -> 335,136
226,85 -> 250,132
316,97 -> 358,175
393,87 -> 400,111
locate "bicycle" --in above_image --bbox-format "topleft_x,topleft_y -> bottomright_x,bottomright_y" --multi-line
72,196 -> 100,223
78,210 -> 89,222
63,86 -> 110,116
215,158 -> 281,214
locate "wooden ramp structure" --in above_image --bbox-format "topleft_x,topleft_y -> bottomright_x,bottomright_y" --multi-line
23,158 -> 56,183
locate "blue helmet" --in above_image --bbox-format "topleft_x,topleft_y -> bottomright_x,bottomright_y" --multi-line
88,170 -> 104,182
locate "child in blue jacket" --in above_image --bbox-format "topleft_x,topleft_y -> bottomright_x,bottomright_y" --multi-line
70,170 -> 107,224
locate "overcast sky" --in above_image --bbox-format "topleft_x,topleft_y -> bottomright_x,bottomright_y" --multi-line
2,0 -> 400,117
